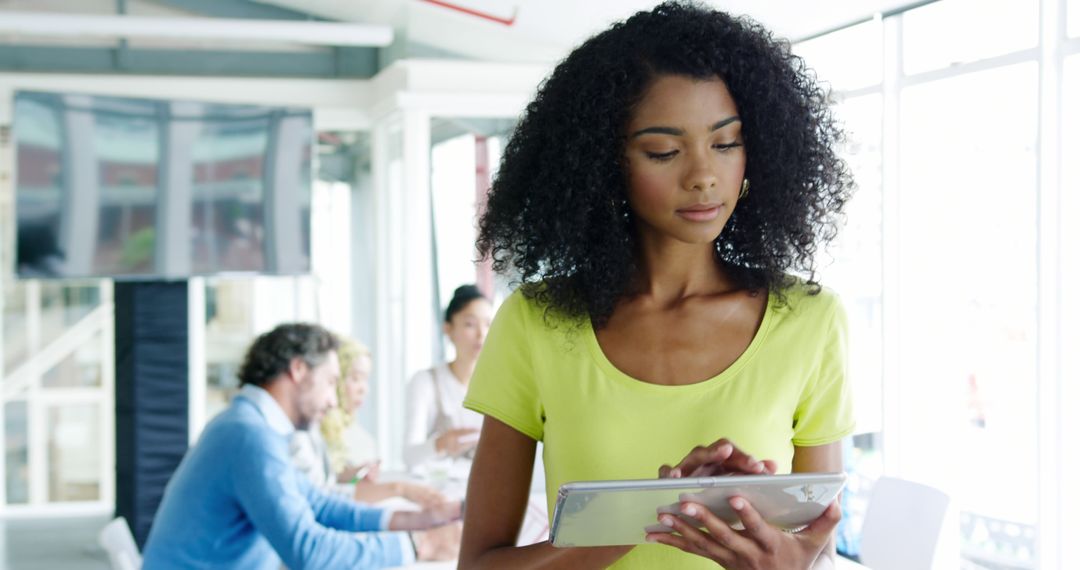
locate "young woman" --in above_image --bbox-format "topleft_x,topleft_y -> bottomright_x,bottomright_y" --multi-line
403,284 -> 492,478
459,2 -> 855,569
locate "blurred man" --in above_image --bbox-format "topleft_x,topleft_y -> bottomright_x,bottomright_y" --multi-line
143,323 -> 459,569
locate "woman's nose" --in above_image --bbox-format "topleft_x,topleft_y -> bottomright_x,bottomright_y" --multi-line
683,149 -> 718,192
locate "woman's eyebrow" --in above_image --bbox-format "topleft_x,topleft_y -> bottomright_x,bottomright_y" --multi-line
630,115 -> 741,138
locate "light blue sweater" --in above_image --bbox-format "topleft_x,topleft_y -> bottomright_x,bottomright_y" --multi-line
142,386 -> 412,569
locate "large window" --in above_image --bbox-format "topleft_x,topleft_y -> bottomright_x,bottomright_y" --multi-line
903,0 -> 1038,75
796,20 -> 883,91
798,1 -> 1068,566
899,62 -> 1039,566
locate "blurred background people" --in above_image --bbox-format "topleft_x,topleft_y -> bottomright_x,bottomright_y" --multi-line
143,323 -> 459,569
403,285 -> 492,484
292,334 -> 448,508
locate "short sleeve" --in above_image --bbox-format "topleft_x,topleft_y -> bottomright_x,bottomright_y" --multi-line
792,293 -> 856,446
463,290 -> 544,441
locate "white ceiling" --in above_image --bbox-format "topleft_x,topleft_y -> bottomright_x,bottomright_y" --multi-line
258,0 -> 919,61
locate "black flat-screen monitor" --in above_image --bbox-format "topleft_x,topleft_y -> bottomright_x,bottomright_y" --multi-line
13,90 -> 313,279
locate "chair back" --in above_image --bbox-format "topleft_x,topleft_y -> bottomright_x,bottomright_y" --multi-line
98,517 -> 142,570
859,476 -> 950,570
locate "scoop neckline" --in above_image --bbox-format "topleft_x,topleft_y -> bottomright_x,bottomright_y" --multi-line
584,291 -> 775,393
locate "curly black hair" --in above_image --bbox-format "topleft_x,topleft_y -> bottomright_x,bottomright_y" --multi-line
477,0 -> 853,327
237,323 -> 339,386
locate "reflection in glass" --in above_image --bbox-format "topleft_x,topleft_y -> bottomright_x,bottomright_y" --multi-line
47,404 -> 101,502
899,63 -> 1039,565
13,91 -> 313,279
795,20 -> 883,91
190,116 -> 270,274
93,97 -> 160,276
4,401 -> 30,505
902,0 -> 1038,75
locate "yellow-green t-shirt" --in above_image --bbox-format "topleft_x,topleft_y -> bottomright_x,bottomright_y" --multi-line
463,284 -> 855,569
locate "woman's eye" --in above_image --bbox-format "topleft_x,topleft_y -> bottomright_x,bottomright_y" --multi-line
646,150 -> 678,161
713,142 -> 743,152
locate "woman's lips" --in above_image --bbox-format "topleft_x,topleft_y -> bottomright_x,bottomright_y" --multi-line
676,204 -> 722,222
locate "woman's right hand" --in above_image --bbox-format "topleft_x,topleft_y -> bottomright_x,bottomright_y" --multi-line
435,427 -> 481,457
659,438 -> 778,479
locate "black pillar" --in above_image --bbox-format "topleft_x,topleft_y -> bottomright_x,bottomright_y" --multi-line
114,280 -> 189,548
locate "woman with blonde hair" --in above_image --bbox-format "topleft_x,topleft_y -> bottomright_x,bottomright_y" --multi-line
292,334 -> 446,507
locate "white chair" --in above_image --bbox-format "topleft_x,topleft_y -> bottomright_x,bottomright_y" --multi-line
98,516 -> 142,570
858,476 -> 951,570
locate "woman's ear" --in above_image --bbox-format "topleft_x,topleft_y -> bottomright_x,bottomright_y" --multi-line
442,321 -> 453,336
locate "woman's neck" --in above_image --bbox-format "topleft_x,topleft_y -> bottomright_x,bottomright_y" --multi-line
447,357 -> 477,385
633,240 -> 733,306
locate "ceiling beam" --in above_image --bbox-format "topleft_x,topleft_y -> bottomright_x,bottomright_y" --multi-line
153,0 -> 322,21
0,46 -> 378,78
0,12 -> 393,48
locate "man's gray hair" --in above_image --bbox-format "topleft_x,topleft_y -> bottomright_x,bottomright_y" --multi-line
237,323 -> 339,387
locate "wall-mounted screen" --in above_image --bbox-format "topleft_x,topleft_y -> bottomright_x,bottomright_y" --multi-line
13,91 -> 313,280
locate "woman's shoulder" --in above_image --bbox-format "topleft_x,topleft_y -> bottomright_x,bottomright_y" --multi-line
497,284 -> 583,328
772,277 -> 844,321
407,365 -> 439,389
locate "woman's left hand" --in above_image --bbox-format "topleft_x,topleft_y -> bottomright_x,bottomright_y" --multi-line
645,496 -> 840,570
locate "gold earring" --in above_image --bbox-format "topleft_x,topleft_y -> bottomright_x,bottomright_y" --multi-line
739,179 -> 750,199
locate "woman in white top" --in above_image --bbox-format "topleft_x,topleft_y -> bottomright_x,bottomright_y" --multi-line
404,285 -> 492,475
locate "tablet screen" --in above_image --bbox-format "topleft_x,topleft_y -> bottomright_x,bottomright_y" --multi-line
550,472 -> 846,547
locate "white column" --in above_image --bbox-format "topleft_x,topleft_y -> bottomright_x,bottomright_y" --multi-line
188,277 -> 207,443
99,280 -> 115,508
399,109 -> 435,394
371,108 -> 435,471
371,116 -> 396,467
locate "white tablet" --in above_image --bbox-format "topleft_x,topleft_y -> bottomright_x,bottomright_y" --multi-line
549,472 -> 846,547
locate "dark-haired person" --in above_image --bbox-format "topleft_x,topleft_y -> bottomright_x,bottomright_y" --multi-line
142,323 -> 461,569
403,284 -> 492,476
458,2 -> 855,569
